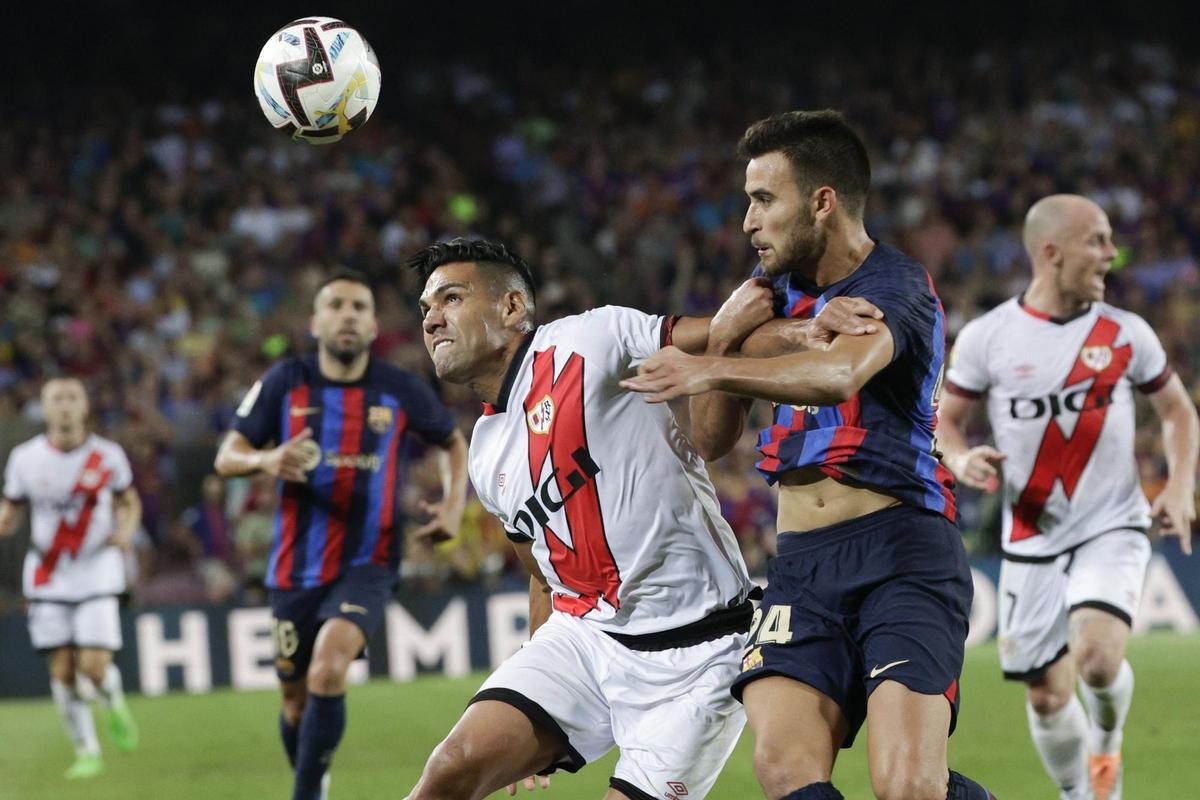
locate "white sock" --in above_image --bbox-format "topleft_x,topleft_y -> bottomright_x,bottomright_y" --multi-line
1027,697 -> 1089,797
50,680 -> 100,757
92,664 -> 126,712
1079,659 -> 1134,755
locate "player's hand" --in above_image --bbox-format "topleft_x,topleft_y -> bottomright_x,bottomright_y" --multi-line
620,346 -> 715,403
262,428 -> 314,483
412,498 -> 461,544
946,445 -> 1006,492
1150,481 -> 1195,556
708,278 -> 776,352
106,528 -> 135,552
807,296 -> 884,349
506,775 -> 551,795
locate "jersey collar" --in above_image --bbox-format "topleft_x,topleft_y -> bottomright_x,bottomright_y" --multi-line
1017,294 -> 1092,325
482,330 -> 537,416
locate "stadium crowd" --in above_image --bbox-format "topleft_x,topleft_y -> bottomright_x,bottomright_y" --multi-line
3,37 -> 1199,610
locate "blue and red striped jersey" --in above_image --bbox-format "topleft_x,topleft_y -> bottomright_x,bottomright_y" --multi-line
753,240 -> 957,522
233,355 -> 456,590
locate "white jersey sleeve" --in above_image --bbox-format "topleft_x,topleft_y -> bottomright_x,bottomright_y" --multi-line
582,305 -> 672,364
3,444 -> 29,501
108,443 -> 134,493
1123,312 -> 1171,392
945,315 -> 994,396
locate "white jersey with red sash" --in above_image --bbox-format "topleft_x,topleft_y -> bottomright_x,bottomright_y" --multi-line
2,434 -> 133,600
945,297 -> 1171,558
469,306 -> 754,636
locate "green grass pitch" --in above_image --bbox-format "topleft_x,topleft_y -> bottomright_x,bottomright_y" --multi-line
2,633 -> 1197,799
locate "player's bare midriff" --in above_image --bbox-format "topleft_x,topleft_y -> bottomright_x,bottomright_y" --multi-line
776,466 -> 901,532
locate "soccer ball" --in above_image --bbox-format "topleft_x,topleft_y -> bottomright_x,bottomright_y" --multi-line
254,17 -> 381,144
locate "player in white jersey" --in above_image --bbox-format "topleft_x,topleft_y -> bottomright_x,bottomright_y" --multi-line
0,377 -> 143,779
400,238 -> 875,800
938,195 -> 1199,800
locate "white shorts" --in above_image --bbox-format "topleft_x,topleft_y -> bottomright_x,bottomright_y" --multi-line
27,596 -> 123,652
998,530 -> 1151,679
473,612 -> 746,800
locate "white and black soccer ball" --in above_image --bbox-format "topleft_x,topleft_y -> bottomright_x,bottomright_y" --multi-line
254,17 -> 381,144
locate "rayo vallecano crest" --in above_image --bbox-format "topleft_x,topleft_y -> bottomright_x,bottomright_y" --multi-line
527,395 -> 555,435
1080,345 -> 1112,372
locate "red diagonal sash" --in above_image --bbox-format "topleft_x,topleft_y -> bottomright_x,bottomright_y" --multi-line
34,450 -> 113,586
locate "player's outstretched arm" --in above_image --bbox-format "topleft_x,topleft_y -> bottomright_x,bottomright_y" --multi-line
107,487 -> 142,551
214,428 -> 313,483
1148,374 -> 1199,555
937,391 -> 1005,493
0,498 -> 25,538
412,429 -> 469,543
623,323 -> 895,406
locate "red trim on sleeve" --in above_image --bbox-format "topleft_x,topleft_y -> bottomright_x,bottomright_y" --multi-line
944,381 -> 984,400
660,315 -> 680,347
1137,366 -> 1173,395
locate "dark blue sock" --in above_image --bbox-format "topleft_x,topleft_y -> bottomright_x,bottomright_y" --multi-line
780,783 -> 844,800
292,693 -> 345,800
947,770 -> 996,799
279,713 -> 299,768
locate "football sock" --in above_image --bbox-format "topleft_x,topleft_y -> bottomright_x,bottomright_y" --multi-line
1078,659 -> 1133,755
947,770 -> 996,799
779,783 -> 844,799
93,663 -> 125,711
1027,697 -> 1089,797
51,680 -> 100,757
280,712 -> 300,768
292,693 -> 345,800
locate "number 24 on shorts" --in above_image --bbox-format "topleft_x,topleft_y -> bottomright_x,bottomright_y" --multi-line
748,605 -> 794,645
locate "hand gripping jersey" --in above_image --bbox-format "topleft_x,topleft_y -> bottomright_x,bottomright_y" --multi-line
945,297 -> 1172,557
754,241 -> 958,521
234,355 -> 456,590
469,307 -> 754,636
2,434 -> 132,601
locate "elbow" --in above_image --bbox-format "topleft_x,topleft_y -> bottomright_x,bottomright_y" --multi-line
213,453 -> 233,477
810,374 -> 858,406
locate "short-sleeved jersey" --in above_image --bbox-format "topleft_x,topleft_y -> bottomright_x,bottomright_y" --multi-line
945,297 -> 1171,558
234,355 -> 456,590
2,434 -> 133,601
469,307 -> 754,636
754,241 -> 957,521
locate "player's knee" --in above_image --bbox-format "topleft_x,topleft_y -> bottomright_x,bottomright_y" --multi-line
1026,683 -> 1071,716
306,658 -> 349,696
410,739 -> 483,799
1074,644 -> 1121,688
753,740 -> 826,798
871,767 -> 948,800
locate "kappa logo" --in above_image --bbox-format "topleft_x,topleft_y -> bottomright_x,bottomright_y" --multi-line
1080,345 -> 1113,372
498,473 -> 507,491
526,394 -> 555,435
665,781 -> 689,799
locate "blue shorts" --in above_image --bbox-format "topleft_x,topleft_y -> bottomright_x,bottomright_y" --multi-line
731,505 -> 972,748
268,563 -> 395,683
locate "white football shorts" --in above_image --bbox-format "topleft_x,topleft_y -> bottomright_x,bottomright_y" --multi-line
472,611 -> 746,799
27,596 -> 123,652
998,529 -> 1151,679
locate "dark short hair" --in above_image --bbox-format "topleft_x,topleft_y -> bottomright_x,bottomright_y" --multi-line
405,237 -> 537,306
737,110 -> 871,217
315,268 -> 374,298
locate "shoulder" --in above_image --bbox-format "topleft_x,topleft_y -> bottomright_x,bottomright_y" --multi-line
7,436 -> 42,463
957,299 -> 1018,342
260,355 -> 312,388
1096,302 -> 1154,333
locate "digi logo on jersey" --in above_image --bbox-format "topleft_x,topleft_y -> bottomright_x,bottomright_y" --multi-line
510,445 -> 601,540
1008,384 -> 1118,420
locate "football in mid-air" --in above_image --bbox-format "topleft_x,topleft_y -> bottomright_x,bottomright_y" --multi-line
254,17 -> 380,144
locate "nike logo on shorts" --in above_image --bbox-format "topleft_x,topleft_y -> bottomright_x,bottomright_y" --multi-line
339,602 -> 368,615
869,659 -> 910,679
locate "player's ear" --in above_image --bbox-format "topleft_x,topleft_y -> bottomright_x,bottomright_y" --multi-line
813,186 -> 837,222
308,314 -> 319,340
502,290 -> 529,330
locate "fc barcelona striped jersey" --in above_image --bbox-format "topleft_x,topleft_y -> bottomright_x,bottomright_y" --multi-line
753,240 -> 958,522
233,355 -> 455,590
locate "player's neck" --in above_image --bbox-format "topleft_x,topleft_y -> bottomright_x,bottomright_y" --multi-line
471,335 -> 531,406
47,427 -> 86,451
802,225 -> 875,287
318,350 -> 370,383
1023,277 -> 1091,319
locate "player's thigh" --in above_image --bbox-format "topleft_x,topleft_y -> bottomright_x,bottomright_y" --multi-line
1026,650 -> 1077,715
27,601 -> 73,653
608,632 -> 747,800
742,676 -> 846,786
307,617 -> 367,691
866,680 -> 950,793
45,644 -> 76,684
270,586 -> 324,684
472,613 -> 614,774
76,646 -> 114,683
1066,530 -> 1148,674
71,596 -> 122,651
997,556 -> 1070,681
